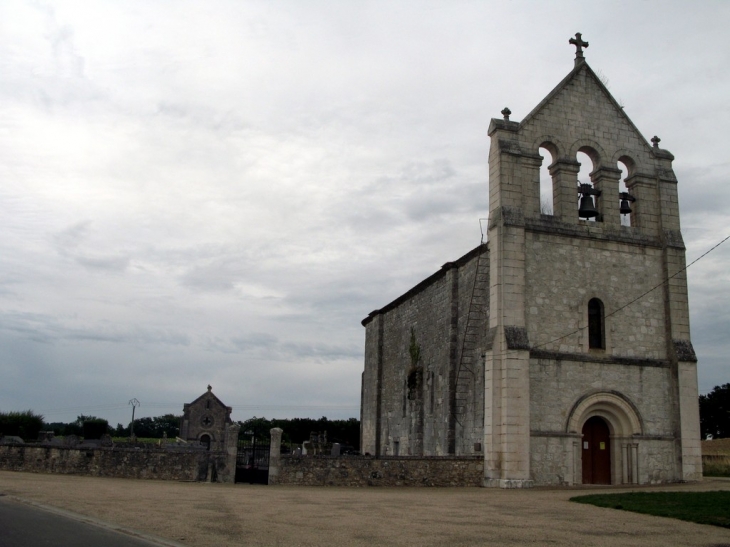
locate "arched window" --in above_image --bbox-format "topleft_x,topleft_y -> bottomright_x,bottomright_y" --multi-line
588,298 -> 605,349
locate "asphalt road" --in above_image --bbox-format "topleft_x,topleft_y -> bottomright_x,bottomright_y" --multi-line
0,496 -> 176,547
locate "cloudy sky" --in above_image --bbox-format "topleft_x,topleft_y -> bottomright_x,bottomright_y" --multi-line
1,1 -> 729,427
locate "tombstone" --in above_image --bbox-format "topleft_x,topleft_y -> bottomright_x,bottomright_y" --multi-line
331,443 -> 341,457
100,434 -> 113,447
79,439 -> 101,448
63,434 -> 80,447
293,447 -> 302,456
302,440 -> 313,455
0,436 -> 24,445
37,431 -> 55,443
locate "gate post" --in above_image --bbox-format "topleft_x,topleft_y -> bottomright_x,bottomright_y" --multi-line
222,422 -> 240,483
268,427 -> 283,485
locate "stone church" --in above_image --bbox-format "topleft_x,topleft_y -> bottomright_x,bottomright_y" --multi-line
360,35 -> 702,487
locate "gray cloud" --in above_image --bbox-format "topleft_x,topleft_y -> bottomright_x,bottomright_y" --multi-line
0,1 -> 728,426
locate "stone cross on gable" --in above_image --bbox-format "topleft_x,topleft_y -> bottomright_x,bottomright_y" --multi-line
569,32 -> 589,63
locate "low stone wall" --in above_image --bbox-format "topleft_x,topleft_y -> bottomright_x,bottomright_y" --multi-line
273,455 -> 484,487
0,444 -> 234,482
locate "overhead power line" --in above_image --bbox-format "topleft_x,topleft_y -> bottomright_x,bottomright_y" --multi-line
530,233 -> 730,352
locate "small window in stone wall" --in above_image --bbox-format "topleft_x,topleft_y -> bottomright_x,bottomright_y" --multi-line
402,379 -> 407,418
393,440 -> 400,456
429,371 -> 435,414
588,298 -> 605,349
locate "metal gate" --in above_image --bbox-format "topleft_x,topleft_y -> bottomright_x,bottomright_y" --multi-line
235,436 -> 270,484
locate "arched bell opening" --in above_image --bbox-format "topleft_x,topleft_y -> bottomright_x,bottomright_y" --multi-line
539,144 -> 557,216
617,156 -> 636,227
576,150 -> 599,221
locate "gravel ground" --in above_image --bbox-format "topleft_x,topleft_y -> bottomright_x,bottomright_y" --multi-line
1,471 -> 730,547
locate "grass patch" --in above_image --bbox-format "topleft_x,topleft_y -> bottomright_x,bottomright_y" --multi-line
571,491 -> 730,528
704,456 -> 730,478
111,437 -> 165,444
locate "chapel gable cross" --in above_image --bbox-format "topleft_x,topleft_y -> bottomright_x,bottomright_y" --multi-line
569,32 -> 589,63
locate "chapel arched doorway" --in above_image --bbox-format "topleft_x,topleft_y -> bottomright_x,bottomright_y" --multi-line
582,416 -> 611,484
200,434 -> 211,451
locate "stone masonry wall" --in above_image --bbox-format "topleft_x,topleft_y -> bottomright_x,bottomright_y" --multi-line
530,359 -> 675,436
525,232 -> 667,358
379,270 -> 452,456
529,357 -> 680,485
0,444 -> 232,482
274,455 -> 483,487
362,245 -> 488,457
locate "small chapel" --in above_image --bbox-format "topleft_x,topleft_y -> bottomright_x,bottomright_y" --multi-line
180,385 -> 236,451
360,35 -> 702,487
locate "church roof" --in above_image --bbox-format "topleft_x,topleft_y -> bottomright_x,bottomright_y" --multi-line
362,243 -> 488,326
186,386 -> 230,411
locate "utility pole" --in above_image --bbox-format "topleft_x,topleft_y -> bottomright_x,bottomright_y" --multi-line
128,398 -> 140,440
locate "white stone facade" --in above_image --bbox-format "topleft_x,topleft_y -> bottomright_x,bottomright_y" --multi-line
360,39 -> 701,487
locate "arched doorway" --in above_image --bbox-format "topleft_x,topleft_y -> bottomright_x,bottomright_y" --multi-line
582,416 -> 611,484
200,434 -> 211,451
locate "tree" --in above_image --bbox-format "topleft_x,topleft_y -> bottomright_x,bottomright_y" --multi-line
0,410 -> 45,440
82,418 -> 110,440
129,414 -> 180,438
700,383 -> 730,439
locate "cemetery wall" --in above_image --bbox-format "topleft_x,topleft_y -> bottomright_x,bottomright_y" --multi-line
0,444 -> 232,482
273,455 -> 484,487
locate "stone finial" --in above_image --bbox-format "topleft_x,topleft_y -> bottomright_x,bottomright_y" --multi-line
207,384 -> 212,391
651,136 -> 661,148
501,107 -> 511,121
569,32 -> 589,64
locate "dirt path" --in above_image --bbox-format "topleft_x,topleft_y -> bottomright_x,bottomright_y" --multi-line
2,471 -> 730,546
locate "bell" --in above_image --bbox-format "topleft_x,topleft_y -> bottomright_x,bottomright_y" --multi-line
578,194 -> 598,218
619,192 -> 635,215
619,198 -> 632,215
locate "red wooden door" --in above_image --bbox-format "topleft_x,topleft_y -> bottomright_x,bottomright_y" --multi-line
582,416 -> 611,484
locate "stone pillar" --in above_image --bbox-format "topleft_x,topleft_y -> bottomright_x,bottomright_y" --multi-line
625,174 -> 660,237
548,159 -> 580,223
484,120 -> 533,488
652,146 -> 702,482
268,427 -> 283,485
360,311 -> 383,456
677,361 -> 702,480
590,166 -> 622,228
219,422 -> 240,484
521,153 -> 544,218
